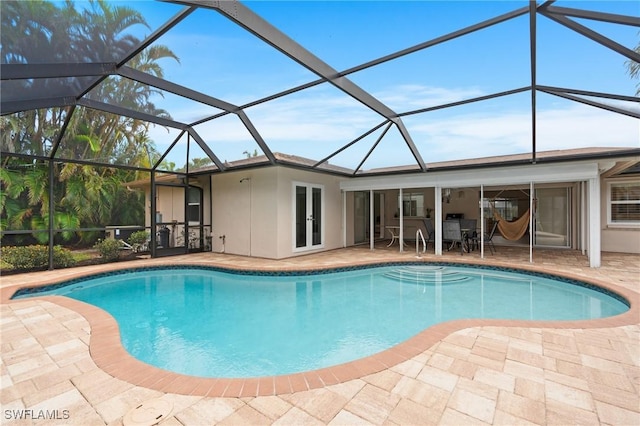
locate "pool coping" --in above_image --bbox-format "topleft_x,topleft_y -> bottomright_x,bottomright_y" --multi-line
2,257 -> 639,398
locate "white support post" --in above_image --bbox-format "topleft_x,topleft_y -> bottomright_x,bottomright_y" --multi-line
342,190 -> 347,248
530,181 -> 534,263
370,189 -> 375,251
581,181 -> 587,255
480,185 -> 484,259
435,187 -> 442,256
399,188 -> 404,253
588,177 -> 601,267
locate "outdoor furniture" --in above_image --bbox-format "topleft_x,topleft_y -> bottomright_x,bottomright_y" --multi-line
483,221 -> 499,254
385,226 -> 407,247
460,219 -> 478,251
422,218 -> 435,249
442,219 -> 465,255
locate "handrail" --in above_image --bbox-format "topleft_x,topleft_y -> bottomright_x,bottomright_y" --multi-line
416,228 -> 427,257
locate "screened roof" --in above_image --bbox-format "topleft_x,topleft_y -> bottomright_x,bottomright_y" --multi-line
1,0 -> 639,176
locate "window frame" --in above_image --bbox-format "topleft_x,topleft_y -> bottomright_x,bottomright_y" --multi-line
606,178 -> 640,227
399,192 -> 424,217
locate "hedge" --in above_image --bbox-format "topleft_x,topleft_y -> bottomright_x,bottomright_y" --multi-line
1,245 -> 76,270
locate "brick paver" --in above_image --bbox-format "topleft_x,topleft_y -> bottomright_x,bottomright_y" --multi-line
1,247 -> 638,425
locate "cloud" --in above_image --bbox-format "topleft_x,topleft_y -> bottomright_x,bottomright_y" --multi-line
376,84 -> 487,110
146,83 -> 639,168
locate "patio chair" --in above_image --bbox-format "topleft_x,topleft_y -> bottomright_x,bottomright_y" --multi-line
483,220 -> 499,254
422,218 -> 435,249
442,219 -> 465,255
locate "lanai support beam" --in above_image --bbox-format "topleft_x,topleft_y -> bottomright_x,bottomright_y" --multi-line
539,8 -> 640,63
170,0 -> 426,171
529,1 -> 537,163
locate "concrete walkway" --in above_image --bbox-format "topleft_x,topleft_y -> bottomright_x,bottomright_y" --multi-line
1,246 -> 638,425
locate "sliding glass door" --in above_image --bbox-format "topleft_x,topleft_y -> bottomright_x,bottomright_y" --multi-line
535,187 -> 570,247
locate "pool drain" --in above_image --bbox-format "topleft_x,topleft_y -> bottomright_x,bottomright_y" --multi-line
123,398 -> 173,426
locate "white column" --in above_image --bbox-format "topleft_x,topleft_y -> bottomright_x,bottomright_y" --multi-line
588,177 -> 601,267
342,190 -> 346,248
399,188 -> 404,253
480,185 -> 484,258
370,189 -> 375,251
581,181 -> 587,255
435,187 -> 442,256
530,181 -> 534,263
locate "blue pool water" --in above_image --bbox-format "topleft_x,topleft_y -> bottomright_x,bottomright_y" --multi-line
15,264 -> 628,378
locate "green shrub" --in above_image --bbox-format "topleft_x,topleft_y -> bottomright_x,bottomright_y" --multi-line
0,245 -> 76,270
128,231 -> 149,252
93,239 -> 123,262
53,246 -> 76,268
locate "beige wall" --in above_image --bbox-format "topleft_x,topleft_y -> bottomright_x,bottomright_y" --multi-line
142,168 -> 639,258
600,177 -> 640,254
210,167 -> 344,259
210,169 -> 278,257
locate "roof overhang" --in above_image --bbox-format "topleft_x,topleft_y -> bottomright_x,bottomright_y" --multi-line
340,160 -> 601,191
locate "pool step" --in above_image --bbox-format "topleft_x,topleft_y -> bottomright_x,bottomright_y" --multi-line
383,266 -> 472,284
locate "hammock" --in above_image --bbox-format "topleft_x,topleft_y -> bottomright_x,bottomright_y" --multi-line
492,206 -> 531,241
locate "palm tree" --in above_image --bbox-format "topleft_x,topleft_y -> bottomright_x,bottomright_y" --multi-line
626,35 -> 640,96
1,0 -> 177,246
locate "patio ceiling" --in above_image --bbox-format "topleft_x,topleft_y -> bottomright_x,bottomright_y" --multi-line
1,0 -> 639,177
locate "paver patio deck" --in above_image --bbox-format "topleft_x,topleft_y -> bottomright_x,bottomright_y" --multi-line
1,245 -> 638,425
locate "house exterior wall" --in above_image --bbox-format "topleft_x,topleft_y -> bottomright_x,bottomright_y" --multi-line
274,167 -> 344,259
141,158 -> 639,261
209,166 -> 344,259
600,176 -> 640,254
210,168 -> 278,257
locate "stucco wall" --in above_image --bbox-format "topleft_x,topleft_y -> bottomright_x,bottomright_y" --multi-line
600,177 -> 640,254
210,167 -> 344,259
210,169 -> 278,257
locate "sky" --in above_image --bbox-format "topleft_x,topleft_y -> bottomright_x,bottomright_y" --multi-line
116,0 -> 639,171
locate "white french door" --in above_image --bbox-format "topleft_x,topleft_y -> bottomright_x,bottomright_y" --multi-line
293,182 -> 324,251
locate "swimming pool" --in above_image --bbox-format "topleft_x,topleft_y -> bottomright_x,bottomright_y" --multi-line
14,263 -> 629,378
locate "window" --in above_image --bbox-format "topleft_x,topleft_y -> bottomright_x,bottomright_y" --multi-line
482,198 -> 519,221
187,187 -> 201,223
608,180 -> 640,225
400,192 -> 424,217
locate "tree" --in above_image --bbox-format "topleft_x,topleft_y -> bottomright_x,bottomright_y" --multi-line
243,149 -> 259,158
626,34 -> 640,96
0,1 -> 177,246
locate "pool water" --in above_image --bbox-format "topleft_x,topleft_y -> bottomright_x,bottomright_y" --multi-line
17,264 -> 628,378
